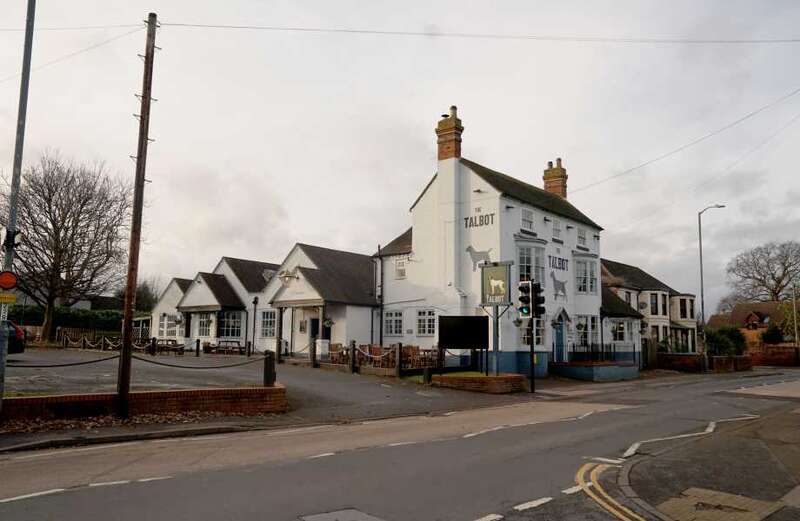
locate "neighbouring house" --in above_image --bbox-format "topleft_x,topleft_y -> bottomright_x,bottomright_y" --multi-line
707,301 -> 786,331
600,285 -> 644,361
601,259 -> 698,352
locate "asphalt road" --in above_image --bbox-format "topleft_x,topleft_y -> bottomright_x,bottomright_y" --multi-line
2,367 -> 798,521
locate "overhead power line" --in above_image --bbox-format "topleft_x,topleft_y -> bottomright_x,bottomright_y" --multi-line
570,84 -> 800,194
0,26 -> 143,85
0,23 -> 141,32
157,22 -> 800,44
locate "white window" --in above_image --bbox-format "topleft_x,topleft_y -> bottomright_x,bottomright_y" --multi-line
417,309 -> 436,336
521,208 -> 535,232
552,219 -> 562,239
261,310 -> 276,338
165,315 -> 177,337
518,246 -> 532,282
522,318 -> 545,346
395,258 -> 406,280
577,228 -> 587,247
576,260 -> 597,294
158,315 -> 167,337
299,319 -> 307,334
576,315 -> 598,346
612,321 -> 626,342
198,313 -> 212,337
384,310 -> 403,336
220,311 -> 242,338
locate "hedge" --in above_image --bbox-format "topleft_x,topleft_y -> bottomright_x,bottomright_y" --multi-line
8,305 -> 126,331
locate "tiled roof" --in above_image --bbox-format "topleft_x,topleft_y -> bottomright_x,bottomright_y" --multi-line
173,278 -> 193,293
729,301 -> 786,328
296,244 -> 378,306
601,286 -> 643,319
375,227 -> 412,257
199,272 -> 245,310
222,257 -> 280,293
461,158 -> 603,230
601,258 -> 678,295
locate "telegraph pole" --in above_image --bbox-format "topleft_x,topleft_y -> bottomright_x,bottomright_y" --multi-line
117,12 -> 157,417
793,283 -> 798,349
0,0 -> 36,416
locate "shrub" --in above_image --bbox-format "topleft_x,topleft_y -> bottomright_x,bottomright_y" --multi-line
761,323 -> 784,345
706,326 -> 745,356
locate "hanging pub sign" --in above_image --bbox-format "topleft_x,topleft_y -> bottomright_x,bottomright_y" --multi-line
480,261 -> 512,307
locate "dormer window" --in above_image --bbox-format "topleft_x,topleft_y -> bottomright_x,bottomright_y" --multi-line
521,208 -> 535,232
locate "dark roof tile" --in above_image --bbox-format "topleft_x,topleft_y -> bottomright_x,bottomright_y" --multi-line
296,244 -> 378,306
199,272 -> 245,310
601,258 -> 678,295
376,228 -> 412,257
222,257 -> 280,293
601,286 -> 643,318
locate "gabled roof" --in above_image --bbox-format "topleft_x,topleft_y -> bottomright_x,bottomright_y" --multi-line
197,272 -> 245,310
222,257 -> 280,293
375,227 -> 413,257
601,258 -> 678,295
173,278 -> 193,293
295,244 -> 378,306
601,286 -> 643,319
461,158 -> 603,230
730,301 -> 785,328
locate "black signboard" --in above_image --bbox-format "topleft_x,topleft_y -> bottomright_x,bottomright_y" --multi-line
438,315 -> 489,350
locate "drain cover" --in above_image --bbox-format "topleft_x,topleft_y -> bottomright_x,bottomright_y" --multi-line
300,509 -> 388,521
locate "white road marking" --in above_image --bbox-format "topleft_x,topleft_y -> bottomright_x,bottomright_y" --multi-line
473,515 -> 504,521
577,410 -> 595,420
308,452 -> 335,459
137,476 -> 172,482
442,411 -> 457,416
513,497 -> 553,511
13,442 -> 140,460
463,426 -> 505,438
622,414 -> 759,458
591,457 -> 625,464
88,480 -> 130,487
563,483 -> 590,494
387,441 -> 417,447
0,488 -> 66,503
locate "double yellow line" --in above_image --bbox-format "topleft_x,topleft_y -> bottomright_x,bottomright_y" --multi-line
575,463 -> 646,521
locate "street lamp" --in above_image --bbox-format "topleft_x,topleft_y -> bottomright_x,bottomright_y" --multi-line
698,204 -> 725,345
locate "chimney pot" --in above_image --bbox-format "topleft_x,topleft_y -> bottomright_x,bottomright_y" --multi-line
435,105 -> 464,161
547,161 -> 553,168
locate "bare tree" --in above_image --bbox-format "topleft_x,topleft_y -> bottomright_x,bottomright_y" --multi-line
114,275 -> 163,313
726,241 -> 800,302
716,291 -> 745,314
0,152 -> 132,339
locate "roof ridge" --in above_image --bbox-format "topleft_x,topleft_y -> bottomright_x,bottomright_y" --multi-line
222,256 -> 280,266
298,243 -> 372,259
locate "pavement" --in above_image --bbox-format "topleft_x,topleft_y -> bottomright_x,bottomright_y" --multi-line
2,364 -> 800,520
2,348 -> 625,451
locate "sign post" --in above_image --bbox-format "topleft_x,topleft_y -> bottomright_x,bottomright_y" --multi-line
480,261 -> 512,376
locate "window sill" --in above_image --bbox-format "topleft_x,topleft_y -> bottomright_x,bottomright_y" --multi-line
417,334 -> 435,337
552,238 -> 564,244
576,245 -> 589,252
519,229 -> 537,237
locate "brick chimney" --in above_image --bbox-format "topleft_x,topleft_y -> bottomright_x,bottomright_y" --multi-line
543,157 -> 568,198
435,105 -> 464,160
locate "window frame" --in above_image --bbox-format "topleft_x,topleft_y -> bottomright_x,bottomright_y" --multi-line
198,313 -> 212,337
394,258 -> 407,280
416,309 -> 436,337
220,311 -> 242,338
612,320 -> 626,342
577,228 -> 587,247
521,208 -> 535,232
521,317 -> 545,346
260,309 -> 276,338
575,260 -> 597,294
552,218 -> 562,239
384,310 -> 404,337
661,294 -> 668,317
650,293 -> 658,316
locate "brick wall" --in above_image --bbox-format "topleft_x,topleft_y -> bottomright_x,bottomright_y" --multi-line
431,374 -> 526,394
657,353 -> 704,373
750,347 -> 799,366
1,385 -> 288,422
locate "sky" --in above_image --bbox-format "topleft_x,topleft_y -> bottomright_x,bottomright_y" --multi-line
1,0 -> 799,315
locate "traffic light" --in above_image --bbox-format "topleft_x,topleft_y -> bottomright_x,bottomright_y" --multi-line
532,282 -> 546,318
518,280 -> 532,319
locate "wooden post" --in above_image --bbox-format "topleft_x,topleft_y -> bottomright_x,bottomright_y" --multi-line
275,307 -> 284,364
195,338 -> 200,357
150,336 -> 157,356
263,350 -> 276,387
350,340 -> 357,374
395,342 -> 402,378
82,336 -> 87,350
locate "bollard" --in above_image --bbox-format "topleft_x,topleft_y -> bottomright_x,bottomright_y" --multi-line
150,337 -> 157,356
62,335 -> 67,350
195,338 -> 200,357
82,337 -> 87,350
310,341 -> 318,368
350,340 -> 357,374
395,342 -> 402,379
423,366 -> 432,385
246,340 -> 252,358
263,350 -> 276,387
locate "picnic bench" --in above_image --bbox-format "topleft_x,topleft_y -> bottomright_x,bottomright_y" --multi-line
157,339 -> 185,355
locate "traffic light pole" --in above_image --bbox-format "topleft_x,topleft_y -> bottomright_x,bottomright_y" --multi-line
528,317 -> 535,393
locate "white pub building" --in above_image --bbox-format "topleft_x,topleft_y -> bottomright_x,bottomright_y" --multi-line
374,106 -> 611,375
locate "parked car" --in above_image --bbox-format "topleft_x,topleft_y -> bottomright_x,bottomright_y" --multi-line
7,320 -> 25,354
